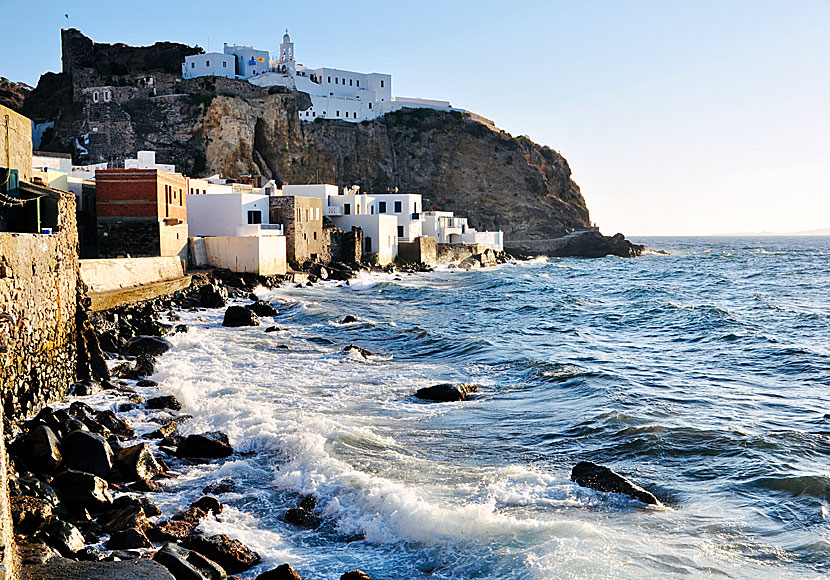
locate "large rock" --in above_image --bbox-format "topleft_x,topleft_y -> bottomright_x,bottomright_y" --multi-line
115,443 -> 164,481
570,461 -> 660,506
198,284 -> 228,309
284,507 -> 320,529
98,504 -> 149,533
8,476 -> 61,509
106,527 -> 153,550
62,430 -> 115,478
340,571 -> 372,580
10,496 -> 54,534
527,230 -> 646,259
182,534 -> 261,574
149,507 -> 206,541
71,379 -> 102,396
126,335 -> 173,357
111,494 -> 162,518
177,432 -> 233,459
245,300 -> 279,317
95,410 -> 137,439
414,383 -> 477,402
21,425 -> 63,473
154,542 -> 227,580
44,520 -> 86,556
191,496 -> 223,516
257,563 -> 302,580
18,559 -> 176,579
146,395 -> 183,411
51,470 -> 114,512
222,306 -> 260,327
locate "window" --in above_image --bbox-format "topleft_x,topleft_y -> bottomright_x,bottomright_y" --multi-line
313,231 -> 317,241
328,76 -> 331,83
356,203 -> 360,215
380,80 -> 385,88
223,61 -> 227,67
247,210 -> 262,224
336,110 -> 340,116
344,203 -> 351,215
104,90 -> 111,102
364,237 -> 372,252
206,60 -> 210,66
305,208 -> 309,221
414,202 -> 418,213
191,62 -> 195,68
92,91 -> 99,103
349,79 -> 353,86
342,78 -> 345,85
335,78 -> 338,84
394,201 -> 402,213
368,103 -> 372,110
397,225 -> 404,238
345,112 -> 348,118
378,201 -> 386,213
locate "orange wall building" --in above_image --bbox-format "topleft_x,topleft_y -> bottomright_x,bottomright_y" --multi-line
96,169 -> 188,259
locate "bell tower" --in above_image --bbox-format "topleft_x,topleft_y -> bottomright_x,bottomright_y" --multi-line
279,29 -> 295,75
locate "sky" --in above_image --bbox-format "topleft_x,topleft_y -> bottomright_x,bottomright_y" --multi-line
0,0 -> 828,235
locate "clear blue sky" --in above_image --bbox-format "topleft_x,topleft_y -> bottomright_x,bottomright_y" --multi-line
1,0 -> 828,235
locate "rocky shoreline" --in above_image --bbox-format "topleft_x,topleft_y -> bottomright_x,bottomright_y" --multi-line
7,256 -> 662,580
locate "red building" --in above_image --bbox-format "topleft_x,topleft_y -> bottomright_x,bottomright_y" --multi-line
95,169 -> 189,259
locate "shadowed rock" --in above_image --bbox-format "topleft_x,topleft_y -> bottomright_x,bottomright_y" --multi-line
21,425 -> 63,473
154,542 -> 226,580
146,394 -> 182,411
126,335 -> 173,357
198,284 -> 228,309
257,563 -> 302,580
223,306 -> 260,327
98,504 -> 148,534
246,300 -> 280,317
44,520 -> 85,556
106,527 -> 153,550
10,496 -> 53,534
182,533 -> 261,574
414,383 -> 477,402
115,443 -> 164,481
51,470 -> 113,512
344,345 -> 373,358
63,430 -> 114,477
340,571 -> 372,580
570,461 -> 660,506
177,432 -> 233,459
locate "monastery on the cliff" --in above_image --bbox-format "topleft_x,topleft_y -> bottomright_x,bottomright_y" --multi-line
182,31 -> 459,123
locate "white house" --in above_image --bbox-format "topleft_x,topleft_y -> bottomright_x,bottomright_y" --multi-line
187,191 -> 287,275
223,43 -> 270,78
369,193 -> 423,241
125,151 -> 176,173
422,210 -> 503,251
182,52 -> 236,79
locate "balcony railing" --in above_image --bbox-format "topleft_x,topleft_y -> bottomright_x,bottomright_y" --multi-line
325,206 -> 344,216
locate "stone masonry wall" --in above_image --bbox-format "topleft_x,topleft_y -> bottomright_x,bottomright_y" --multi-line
0,191 -> 80,419
96,220 -> 188,259
398,236 -> 437,265
0,104 -> 33,183
0,404 -> 15,579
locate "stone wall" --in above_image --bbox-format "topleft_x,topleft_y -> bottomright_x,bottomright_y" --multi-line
0,104 -> 33,183
97,221 -> 187,260
0,191 -> 80,419
0,404 -> 14,579
436,243 -> 484,265
398,236 -> 437,265
269,196 -> 323,265
322,224 -> 362,265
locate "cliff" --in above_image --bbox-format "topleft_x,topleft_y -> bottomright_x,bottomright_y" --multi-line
26,29 -> 594,244
0,78 -> 31,113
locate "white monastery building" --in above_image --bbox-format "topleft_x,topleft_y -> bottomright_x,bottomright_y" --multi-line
183,31 -> 461,123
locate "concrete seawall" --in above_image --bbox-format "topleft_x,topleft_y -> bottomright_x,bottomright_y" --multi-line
80,257 -> 191,312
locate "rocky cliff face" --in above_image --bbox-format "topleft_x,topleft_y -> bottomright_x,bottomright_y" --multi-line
0,78 -> 31,113
26,29 -> 592,243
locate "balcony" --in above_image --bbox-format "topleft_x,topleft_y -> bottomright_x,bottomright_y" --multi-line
236,223 -> 284,237
325,206 -> 344,216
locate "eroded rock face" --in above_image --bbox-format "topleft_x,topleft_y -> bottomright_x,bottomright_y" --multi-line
570,461 -> 660,506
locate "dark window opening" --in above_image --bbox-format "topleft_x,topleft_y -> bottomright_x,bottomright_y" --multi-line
344,203 -> 351,215
394,201 -> 402,213
378,201 -> 386,213
397,225 -> 404,238
248,210 -> 262,224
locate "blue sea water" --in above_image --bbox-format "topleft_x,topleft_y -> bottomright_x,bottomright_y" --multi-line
115,236 -> 830,579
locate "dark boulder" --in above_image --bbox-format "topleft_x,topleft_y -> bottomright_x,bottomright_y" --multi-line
246,300 -> 280,317
264,326 -> 280,333
223,306 -> 260,327
147,395 -> 183,411
414,383 -> 477,402
62,430 -> 114,478
154,542 -> 227,580
51,470 -> 113,511
144,419 -> 179,440
344,345 -> 373,358
95,410 -> 136,439
8,476 -> 61,509
136,379 -> 158,387
284,508 -> 320,529
106,527 -> 153,550
570,461 -> 660,506
182,533 -> 261,574
198,284 -> 229,309
340,571 -> 372,580
71,379 -> 102,396
114,443 -> 164,481
126,335 -> 173,357
20,425 -> 62,473
544,230 -> 646,259
111,494 -> 161,518
203,479 -> 236,495
10,496 -> 53,534
257,563 -> 302,580
149,506 -> 206,541
44,520 -> 86,556
98,504 -> 148,534
340,315 -> 358,324
132,354 -> 156,377
76,547 -> 108,561
177,432 -> 233,459
191,496 -> 223,516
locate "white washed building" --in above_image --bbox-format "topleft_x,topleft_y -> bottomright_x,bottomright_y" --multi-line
182,52 -> 236,79
125,151 -> 176,173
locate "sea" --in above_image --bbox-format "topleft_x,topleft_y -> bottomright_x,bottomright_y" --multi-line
102,236 -> 830,579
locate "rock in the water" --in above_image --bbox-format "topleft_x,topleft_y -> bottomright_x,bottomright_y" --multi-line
570,461 -> 660,506
145,419 -> 179,440
10,496 -> 54,534
203,479 -> 236,495
154,542 -> 227,580
222,306 -> 260,327
340,315 -> 358,324
340,571 -> 372,580
284,508 -> 320,529
344,345 -> 373,358
62,430 -> 114,478
126,335 -> 173,357
115,443 -> 164,482
71,379 -> 102,396
198,284 -> 228,309
177,432 -> 233,459
246,300 -> 280,317
98,504 -> 149,533
44,520 -> 86,556
106,527 -> 154,550
21,425 -> 63,473
264,326 -> 280,333
183,533 -> 261,574
543,230 -> 646,259
191,496 -> 223,516
414,383 -> 477,402
257,563 -> 302,580
147,395 -> 183,411
111,494 -> 162,518
51,470 -> 113,512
